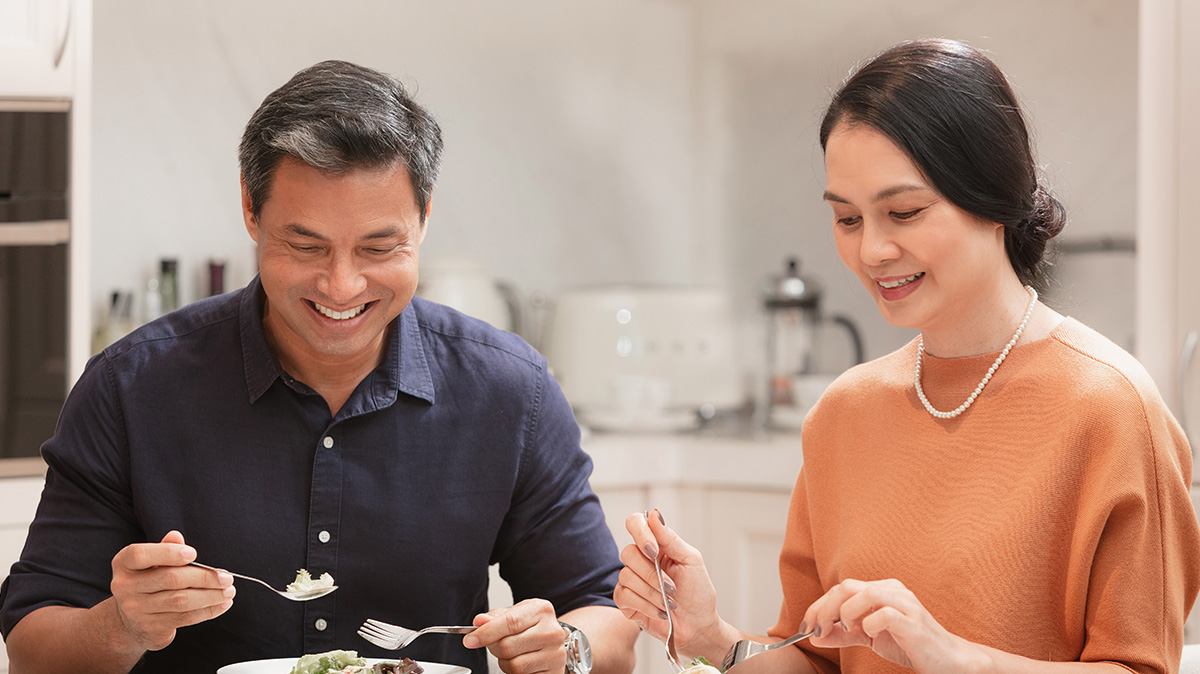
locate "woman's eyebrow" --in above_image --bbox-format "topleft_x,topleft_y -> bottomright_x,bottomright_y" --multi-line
823,183 -> 929,204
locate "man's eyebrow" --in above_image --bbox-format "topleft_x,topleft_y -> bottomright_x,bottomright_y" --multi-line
284,223 -> 326,240
823,183 -> 930,204
283,224 -> 402,240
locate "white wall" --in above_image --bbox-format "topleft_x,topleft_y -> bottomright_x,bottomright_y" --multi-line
91,0 -> 1138,370
92,0 -> 708,324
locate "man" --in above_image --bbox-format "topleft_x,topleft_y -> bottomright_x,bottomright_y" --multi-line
0,60 -> 638,674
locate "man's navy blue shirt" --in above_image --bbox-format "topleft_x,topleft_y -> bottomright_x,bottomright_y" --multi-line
0,277 -> 621,673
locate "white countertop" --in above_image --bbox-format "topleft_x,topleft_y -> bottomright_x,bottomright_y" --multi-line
582,429 -> 804,491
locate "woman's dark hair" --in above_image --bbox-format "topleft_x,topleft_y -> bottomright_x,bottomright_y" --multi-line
239,60 -> 443,224
819,39 -> 1065,287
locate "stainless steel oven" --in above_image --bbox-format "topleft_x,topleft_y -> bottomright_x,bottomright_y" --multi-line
0,106 -> 70,461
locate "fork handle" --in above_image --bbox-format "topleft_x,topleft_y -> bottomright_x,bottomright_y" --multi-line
425,626 -> 477,635
189,562 -> 277,593
767,628 -> 816,651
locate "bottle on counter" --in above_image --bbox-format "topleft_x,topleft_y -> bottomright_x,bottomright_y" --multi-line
208,259 -> 226,296
142,276 -> 161,323
93,290 -> 135,353
159,258 -> 179,314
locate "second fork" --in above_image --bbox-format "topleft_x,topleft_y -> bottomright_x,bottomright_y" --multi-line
358,619 -> 476,650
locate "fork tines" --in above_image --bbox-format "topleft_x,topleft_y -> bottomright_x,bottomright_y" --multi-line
359,619 -> 410,650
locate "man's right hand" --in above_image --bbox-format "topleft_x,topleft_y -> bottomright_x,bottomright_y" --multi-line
109,530 -> 236,651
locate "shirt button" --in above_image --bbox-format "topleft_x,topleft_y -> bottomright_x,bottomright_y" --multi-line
323,436 -> 334,449
318,530 -> 331,543
315,618 -> 328,631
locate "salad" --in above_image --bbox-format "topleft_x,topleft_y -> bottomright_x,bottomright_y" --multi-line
289,650 -> 424,674
680,656 -> 722,674
286,569 -> 335,595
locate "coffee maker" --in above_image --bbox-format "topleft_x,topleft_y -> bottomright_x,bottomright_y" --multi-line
762,257 -> 864,429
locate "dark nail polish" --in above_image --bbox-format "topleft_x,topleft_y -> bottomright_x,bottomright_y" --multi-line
665,579 -> 677,596
813,624 -> 822,638
643,542 -> 659,559
658,609 -> 668,620
656,509 -> 666,525
798,620 -> 808,635
667,597 -> 678,611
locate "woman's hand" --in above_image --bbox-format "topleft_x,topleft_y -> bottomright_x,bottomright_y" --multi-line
612,509 -> 739,663
802,578 -> 985,673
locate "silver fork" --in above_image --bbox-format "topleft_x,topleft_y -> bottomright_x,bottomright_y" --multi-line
721,628 -> 817,672
646,511 -> 684,674
358,619 -> 476,650
188,562 -> 337,601
652,553 -> 684,673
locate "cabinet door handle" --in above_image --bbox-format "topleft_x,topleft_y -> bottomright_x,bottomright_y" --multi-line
53,0 -> 74,69
1180,331 -> 1198,451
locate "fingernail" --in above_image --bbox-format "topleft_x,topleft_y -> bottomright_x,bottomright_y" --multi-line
643,542 -> 659,559
655,509 -> 666,525
223,585 -> 236,598
658,609 -> 668,620
667,597 -> 678,611
218,572 -> 234,585
798,620 -> 808,635
813,624 -> 822,638
841,620 -> 849,632
664,579 -> 677,596
463,636 -> 479,649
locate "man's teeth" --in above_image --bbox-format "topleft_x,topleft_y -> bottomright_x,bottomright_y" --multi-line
315,302 -> 366,320
879,273 -> 924,289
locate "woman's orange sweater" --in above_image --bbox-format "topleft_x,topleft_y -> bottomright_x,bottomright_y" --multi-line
769,318 -> 1200,674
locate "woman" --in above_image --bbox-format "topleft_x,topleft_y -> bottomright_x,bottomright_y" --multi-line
614,39 -> 1200,674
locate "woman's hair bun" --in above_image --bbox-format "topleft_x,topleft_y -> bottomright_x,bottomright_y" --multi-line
1030,184 -> 1067,243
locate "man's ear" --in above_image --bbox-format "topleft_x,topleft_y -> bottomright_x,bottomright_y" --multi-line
241,176 -> 259,243
418,195 -> 433,245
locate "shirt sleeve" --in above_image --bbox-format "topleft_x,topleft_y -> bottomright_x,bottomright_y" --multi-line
489,363 -> 622,614
0,351 -> 143,637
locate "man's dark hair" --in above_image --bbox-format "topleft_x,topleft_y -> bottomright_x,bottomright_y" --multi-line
239,59 -> 443,223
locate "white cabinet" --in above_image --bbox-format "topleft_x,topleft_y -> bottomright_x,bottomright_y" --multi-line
0,0 -> 77,98
0,475 -> 45,674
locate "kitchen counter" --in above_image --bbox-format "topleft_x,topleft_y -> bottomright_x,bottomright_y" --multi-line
583,428 -> 804,492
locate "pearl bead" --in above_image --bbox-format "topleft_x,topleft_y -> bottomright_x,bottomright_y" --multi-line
915,286 -> 1037,420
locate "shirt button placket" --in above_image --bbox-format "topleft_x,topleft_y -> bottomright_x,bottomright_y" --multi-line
304,429 -> 342,652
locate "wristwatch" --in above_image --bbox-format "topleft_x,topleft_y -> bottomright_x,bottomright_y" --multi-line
559,621 -> 593,674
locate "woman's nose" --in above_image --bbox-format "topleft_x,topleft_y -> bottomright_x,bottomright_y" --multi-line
858,220 -> 900,266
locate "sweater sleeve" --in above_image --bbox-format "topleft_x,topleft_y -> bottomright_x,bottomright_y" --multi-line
1074,390 -> 1200,674
769,467 -> 840,674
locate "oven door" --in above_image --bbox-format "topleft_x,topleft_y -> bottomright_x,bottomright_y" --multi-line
0,243 -> 68,460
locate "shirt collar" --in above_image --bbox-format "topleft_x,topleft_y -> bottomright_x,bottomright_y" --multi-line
239,277 -> 435,406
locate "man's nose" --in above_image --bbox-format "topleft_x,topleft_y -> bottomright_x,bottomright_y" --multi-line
317,252 -> 367,302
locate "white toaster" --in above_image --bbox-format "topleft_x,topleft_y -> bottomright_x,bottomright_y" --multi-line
542,285 -> 744,431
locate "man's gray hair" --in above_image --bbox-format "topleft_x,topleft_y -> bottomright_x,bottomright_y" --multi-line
238,60 -> 443,223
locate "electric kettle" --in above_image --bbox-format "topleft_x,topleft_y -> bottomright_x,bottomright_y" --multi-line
416,256 -> 520,333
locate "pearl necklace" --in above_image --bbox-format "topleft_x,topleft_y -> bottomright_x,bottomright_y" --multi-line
915,285 -> 1037,419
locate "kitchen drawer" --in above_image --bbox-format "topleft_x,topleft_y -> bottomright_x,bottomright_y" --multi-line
0,476 -> 43,525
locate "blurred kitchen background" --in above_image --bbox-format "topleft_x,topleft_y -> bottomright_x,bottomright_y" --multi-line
3,0 -> 1199,670
87,0 -> 1146,427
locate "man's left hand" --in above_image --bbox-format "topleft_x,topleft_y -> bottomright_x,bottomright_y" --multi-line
464,598 -> 567,674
